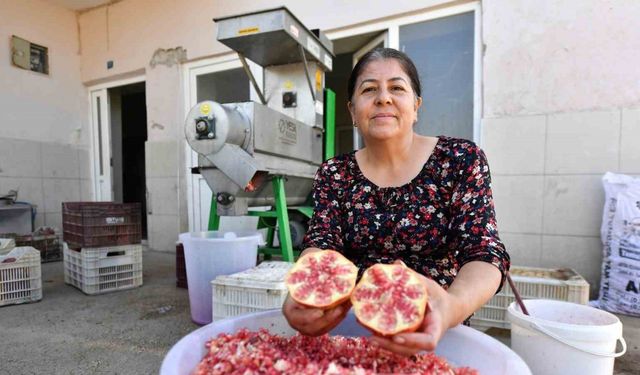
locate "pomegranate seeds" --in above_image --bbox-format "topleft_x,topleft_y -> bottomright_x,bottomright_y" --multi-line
192,329 -> 477,375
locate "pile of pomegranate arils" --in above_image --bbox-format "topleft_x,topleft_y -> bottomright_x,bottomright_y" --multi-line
192,328 -> 478,375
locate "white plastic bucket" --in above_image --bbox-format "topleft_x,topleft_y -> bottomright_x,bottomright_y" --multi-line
507,299 -> 627,375
179,231 -> 263,325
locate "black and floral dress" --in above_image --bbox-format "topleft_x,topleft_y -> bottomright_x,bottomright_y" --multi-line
302,136 -> 510,291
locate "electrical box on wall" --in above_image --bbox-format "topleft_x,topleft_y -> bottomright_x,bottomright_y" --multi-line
11,35 -> 49,75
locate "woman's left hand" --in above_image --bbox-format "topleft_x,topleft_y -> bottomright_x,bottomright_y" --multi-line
369,276 -> 460,356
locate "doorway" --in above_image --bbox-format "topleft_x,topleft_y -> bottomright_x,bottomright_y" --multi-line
89,78 -> 148,239
110,82 -> 148,239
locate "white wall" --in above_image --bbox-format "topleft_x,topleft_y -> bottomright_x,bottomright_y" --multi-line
0,0 -> 91,231
0,0 -> 88,145
481,0 -> 640,293
77,0 -> 454,83
483,0 -> 640,116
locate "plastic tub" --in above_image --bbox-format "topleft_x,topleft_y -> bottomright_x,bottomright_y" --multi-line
508,299 -> 627,375
161,309 -> 531,375
178,231 -> 263,325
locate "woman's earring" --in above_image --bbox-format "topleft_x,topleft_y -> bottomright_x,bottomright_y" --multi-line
353,122 -> 358,127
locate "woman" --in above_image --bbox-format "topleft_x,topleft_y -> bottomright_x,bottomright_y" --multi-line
283,48 -> 510,356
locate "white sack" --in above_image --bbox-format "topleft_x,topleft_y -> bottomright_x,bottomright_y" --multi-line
597,172 -> 640,316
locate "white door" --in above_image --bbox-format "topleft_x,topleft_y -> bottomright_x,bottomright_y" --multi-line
351,32 -> 388,150
90,89 -> 112,201
184,57 -> 262,232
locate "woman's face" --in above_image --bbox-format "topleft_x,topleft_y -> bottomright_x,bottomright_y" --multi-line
348,58 -> 422,143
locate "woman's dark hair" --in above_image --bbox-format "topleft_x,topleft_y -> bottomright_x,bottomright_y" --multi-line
347,47 -> 422,101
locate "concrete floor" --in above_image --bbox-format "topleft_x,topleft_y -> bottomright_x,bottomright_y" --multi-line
0,250 -> 198,375
0,249 -> 638,375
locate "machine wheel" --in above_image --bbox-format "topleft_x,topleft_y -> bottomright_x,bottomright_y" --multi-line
288,220 -> 307,249
276,211 -> 308,249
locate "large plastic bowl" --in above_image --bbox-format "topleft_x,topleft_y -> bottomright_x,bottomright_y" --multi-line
161,310 -> 531,374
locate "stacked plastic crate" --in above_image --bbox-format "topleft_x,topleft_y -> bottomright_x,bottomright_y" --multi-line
1,246 -> 42,307
62,202 -> 143,295
14,227 -> 63,263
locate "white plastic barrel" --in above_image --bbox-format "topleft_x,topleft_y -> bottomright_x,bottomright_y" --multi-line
179,231 -> 263,325
507,299 -> 627,375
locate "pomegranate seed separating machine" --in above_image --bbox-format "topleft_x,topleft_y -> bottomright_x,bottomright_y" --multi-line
184,7 -> 335,261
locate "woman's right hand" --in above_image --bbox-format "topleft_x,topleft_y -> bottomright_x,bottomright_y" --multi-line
282,294 -> 351,336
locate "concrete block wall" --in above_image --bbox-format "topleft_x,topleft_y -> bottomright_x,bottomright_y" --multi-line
143,47 -> 189,252
481,0 -> 640,297
0,137 -> 91,232
145,140 -> 182,252
482,108 -> 640,294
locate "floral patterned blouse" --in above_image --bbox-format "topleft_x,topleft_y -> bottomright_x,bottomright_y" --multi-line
302,136 -> 510,291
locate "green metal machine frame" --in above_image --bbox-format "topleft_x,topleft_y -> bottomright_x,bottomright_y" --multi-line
207,89 -> 336,262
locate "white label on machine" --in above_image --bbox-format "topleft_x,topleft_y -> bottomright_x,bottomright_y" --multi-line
306,38 -> 320,59
278,118 -> 297,145
323,54 -> 332,70
289,24 -> 299,38
315,100 -> 324,115
106,217 -> 125,224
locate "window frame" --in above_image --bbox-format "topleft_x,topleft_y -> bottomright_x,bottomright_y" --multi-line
326,1 -> 483,143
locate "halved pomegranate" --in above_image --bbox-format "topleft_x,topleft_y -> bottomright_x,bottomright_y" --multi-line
285,250 -> 358,309
351,263 -> 429,336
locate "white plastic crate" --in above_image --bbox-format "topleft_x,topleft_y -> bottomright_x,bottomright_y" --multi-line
211,261 -> 293,321
63,243 -> 143,295
471,266 -> 590,329
1,246 -> 42,307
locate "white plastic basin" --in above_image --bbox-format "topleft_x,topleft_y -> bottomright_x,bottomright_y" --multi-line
161,309 -> 531,375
